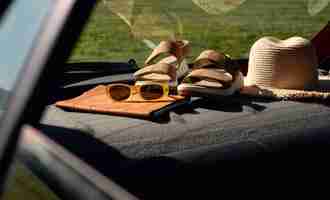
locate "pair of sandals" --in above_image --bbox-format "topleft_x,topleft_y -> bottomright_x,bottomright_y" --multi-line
134,40 -> 244,97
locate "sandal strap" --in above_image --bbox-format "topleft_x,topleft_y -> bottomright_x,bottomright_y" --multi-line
193,50 -> 230,69
193,50 -> 242,79
134,62 -> 176,81
145,40 -> 191,65
183,68 -> 233,88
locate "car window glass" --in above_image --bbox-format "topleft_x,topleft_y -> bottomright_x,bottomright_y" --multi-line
0,0 -> 60,197
30,3 -> 330,197
71,0 -> 330,66
2,161 -> 60,200
0,0 -> 52,115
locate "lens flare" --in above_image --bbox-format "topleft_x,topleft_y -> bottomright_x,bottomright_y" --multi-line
103,0 -> 183,41
308,0 -> 330,16
192,0 -> 246,15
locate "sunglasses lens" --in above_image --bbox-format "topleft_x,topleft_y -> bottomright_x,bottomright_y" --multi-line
140,84 -> 164,100
109,85 -> 131,101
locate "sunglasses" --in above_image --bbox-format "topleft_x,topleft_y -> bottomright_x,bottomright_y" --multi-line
106,82 -> 169,101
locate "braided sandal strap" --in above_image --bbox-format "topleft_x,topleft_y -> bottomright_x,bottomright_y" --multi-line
144,40 -> 191,66
134,62 -> 176,82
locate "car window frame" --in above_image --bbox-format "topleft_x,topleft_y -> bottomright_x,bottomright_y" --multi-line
0,0 -> 96,195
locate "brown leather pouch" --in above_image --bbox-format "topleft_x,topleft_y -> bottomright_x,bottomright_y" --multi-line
55,85 -> 188,118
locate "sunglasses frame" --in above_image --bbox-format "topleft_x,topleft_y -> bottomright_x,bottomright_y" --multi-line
106,82 -> 169,101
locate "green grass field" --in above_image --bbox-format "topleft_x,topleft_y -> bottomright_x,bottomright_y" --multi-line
70,0 -> 330,67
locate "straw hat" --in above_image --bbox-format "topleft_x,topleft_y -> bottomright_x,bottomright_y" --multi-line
240,36 -> 330,101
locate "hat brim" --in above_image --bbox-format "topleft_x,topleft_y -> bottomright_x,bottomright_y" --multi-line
241,75 -> 330,101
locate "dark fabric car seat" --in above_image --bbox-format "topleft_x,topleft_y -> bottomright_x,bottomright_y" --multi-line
40,91 -> 330,199
41,96 -> 330,159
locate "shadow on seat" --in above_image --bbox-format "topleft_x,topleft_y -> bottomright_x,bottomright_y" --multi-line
36,124 -> 271,199
37,124 -> 188,199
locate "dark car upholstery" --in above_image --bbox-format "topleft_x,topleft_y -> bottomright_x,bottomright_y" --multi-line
39,94 -> 330,199
40,96 -> 330,159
